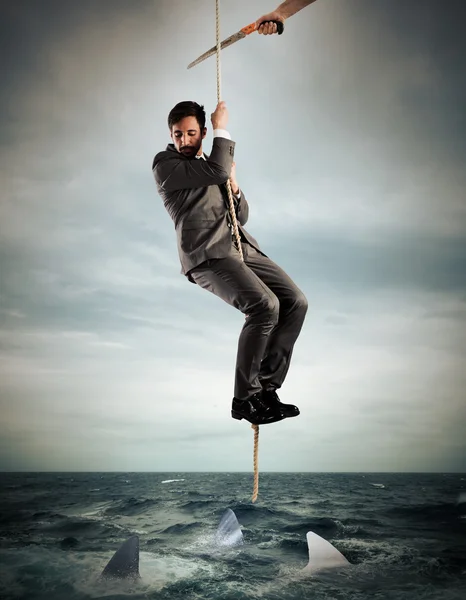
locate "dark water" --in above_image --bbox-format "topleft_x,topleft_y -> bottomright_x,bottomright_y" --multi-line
0,472 -> 465,599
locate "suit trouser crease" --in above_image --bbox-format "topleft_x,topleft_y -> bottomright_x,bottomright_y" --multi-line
190,242 -> 308,400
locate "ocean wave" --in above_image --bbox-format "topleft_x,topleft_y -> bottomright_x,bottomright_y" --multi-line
280,518 -> 339,534
40,517 -> 115,538
103,497 -> 159,516
159,522 -> 203,535
387,501 -> 464,523
161,479 -> 185,484
178,500 -> 216,511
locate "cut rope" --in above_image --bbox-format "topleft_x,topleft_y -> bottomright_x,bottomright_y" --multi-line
215,0 -> 260,503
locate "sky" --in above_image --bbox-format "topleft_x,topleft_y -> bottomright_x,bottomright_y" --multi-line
1,0 -> 465,473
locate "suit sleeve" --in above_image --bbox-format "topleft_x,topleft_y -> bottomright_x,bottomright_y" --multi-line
153,137 -> 235,191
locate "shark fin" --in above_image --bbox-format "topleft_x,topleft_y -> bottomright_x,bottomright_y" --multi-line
101,535 -> 140,580
214,508 -> 243,547
304,531 -> 350,574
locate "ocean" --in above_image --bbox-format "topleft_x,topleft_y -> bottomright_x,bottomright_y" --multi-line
0,472 -> 465,599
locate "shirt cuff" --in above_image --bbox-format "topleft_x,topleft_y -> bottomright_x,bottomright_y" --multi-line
213,128 -> 231,140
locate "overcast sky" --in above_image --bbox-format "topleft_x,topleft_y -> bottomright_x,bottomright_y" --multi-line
1,0 -> 465,473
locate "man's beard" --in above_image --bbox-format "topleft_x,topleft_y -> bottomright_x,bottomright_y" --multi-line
180,143 -> 201,158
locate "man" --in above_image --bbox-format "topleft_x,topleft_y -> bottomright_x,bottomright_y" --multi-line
255,0 -> 319,35
152,100 -> 308,426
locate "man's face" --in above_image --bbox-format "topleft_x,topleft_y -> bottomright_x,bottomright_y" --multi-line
170,116 -> 206,158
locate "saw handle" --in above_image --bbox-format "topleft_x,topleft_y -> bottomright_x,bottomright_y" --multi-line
241,20 -> 285,36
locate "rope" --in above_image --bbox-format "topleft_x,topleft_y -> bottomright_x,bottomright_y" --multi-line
215,0 -> 243,264
251,422 -> 260,502
215,0 -> 259,503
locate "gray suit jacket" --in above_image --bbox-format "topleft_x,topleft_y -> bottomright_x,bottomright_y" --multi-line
152,136 -> 264,282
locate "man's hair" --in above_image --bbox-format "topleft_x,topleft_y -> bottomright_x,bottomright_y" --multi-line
168,101 -> 206,131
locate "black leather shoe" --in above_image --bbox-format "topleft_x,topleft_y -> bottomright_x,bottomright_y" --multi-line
261,389 -> 300,418
231,393 -> 286,425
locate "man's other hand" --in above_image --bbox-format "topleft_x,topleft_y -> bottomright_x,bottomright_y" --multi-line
229,162 -> 239,194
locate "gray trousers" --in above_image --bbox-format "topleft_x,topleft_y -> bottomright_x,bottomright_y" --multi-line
189,241 -> 308,400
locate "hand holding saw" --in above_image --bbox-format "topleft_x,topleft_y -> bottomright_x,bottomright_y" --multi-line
187,20 -> 285,69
